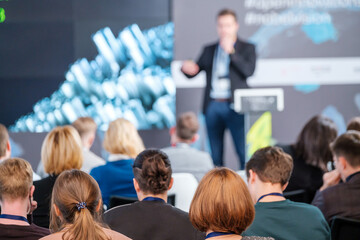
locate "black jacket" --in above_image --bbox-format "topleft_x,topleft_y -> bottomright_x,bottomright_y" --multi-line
33,175 -> 58,228
104,200 -> 205,240
312,172 -> 360,223
183,39 -> 256,113
279,144 -> 324,203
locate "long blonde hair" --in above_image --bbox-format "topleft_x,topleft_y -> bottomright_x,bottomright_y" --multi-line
103,118 -> 145,158
42,125 -> 83,175
49,170 -> 109,240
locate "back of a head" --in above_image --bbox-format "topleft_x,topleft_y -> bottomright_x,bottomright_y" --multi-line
41,125 -> 83,175
347,117 -> 360,132
50,169 -> 109,240
176,112 -> 199,140
331,130 -> 360,168
71,117 -> 97,139
133,149 -> 172,195
0,124 -> 9,158
0,158 -> 33,201
190,167 -> 254,235
295,115 -> 337,169
246,146 -> 293,186
103,118 -> 145,158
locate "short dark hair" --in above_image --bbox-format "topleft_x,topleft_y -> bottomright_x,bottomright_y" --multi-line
0,124 -> 9,157
347,117 -> 360,132
133,149 -> 172,195
217,9 -> 237,21
294,115 -> 337,170
176,112 -> 199,140
331,131 -> 360,168
246,146 -> 293,186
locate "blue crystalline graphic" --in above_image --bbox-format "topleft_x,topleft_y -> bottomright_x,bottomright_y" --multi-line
10,22 -> 176,132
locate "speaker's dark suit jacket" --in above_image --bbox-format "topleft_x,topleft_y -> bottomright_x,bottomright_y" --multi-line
104,200 -> 205,240
312,172 -> 360,223
184,39 -> 256,113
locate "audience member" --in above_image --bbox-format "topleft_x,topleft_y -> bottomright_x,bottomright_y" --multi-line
33,126 -> 83,228
0,158 -> 49,239
0,123 -> 41,181
90,118 -> 144,206
0,124 -> 11,162
72,117 -> 105,173
278,115 -> 337,202
36,117 -> 104,178
104,149 -> 204,240
243,146 -> 330,240
312,131 -> 360,223
40,169 -> 129,240
190,167 -> 273,240
347,116 -> 360,131
162,112 -> 214,181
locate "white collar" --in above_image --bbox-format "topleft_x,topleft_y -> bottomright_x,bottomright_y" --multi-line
108,153 -> 131,162
175,142 -> 191,148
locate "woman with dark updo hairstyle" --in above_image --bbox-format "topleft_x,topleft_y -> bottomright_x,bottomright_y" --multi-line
104,149 -> 205,240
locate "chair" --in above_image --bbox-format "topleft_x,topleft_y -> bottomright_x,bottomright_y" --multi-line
168,173 -> 198,212
331,216 -> 360,240
108,196 -> 138,209
108,194 -> 176,210
236,170 -> 248,184
167,194 -> 176,206
283,189 -> 308,202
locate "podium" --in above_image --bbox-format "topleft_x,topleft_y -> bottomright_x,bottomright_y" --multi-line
233,88 -> 284,160
234,88 -> 284,113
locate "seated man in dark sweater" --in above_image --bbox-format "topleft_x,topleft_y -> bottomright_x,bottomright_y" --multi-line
104,149 -> 205,240
312,131 -> 360,223
0,158 -> 49,240
242,147 -> 330,240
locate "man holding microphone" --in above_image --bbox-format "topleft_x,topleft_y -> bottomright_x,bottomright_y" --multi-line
181,9 -> 256,169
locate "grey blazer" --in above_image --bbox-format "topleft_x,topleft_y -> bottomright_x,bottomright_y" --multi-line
162,143 -> 214,182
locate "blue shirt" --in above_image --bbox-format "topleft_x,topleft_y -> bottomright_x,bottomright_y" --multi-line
210,44 -> 231,99
90,159 -> 137,206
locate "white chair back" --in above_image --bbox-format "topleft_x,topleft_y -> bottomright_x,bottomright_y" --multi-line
237,170 -> 248,184
168,173 -> 198,212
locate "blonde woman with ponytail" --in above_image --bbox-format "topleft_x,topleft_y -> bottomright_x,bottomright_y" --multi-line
40,169 -> 130,240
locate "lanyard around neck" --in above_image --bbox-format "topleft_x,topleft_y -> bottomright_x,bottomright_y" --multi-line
205,232 -> 234,239
142,197 -> 165,203
257,192 -> 284,203
0,214 -> 29,223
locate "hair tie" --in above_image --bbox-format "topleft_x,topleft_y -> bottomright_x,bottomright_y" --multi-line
76,202 -> 87,211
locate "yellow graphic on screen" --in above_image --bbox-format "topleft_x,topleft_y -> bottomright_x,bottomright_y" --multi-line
246,112 -> 273,158
0,8 -> 5,23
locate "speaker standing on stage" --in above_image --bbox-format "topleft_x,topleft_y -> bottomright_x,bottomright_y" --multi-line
181,9 -> 256,169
